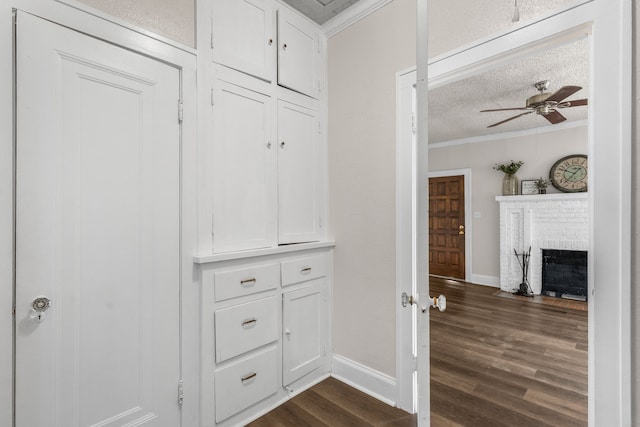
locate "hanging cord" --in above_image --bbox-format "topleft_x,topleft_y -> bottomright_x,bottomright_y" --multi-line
512,0 -> 520,22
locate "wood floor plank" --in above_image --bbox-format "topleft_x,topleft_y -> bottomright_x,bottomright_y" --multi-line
250,278 -> 587,426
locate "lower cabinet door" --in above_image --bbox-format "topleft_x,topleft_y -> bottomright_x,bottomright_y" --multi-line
282,283 -> 324,386
214,347 -> 278,423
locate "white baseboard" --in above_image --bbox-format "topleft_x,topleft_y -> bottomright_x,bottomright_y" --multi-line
470,274 -> 500,288
331,354 -> 397,406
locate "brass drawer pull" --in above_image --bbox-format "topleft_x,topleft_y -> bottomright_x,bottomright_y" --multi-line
300,267 -> 312,274
241,372 -> 257,383
241,318 -> 257,327
240,277 -> 256,286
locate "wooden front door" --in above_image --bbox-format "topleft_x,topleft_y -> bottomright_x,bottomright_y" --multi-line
15,12 -> 181,426
429,175 -> 465,280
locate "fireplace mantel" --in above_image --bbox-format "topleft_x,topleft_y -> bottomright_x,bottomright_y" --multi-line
496,193 -> 589,294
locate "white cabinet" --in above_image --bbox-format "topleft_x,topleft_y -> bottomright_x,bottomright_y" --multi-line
211,0 -> 275,82
211,74 -> 277,253
282,282 -> 325,386
277,98 -> 322,244
277,9 -> 321,98
210,0 -> 321,99
199,249 -> 331,426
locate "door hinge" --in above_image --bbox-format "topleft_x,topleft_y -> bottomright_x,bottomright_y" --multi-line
178,99 -> 184,123
178,379 -> 184,405
411,113 -> 416,135
412,356 -> 417,372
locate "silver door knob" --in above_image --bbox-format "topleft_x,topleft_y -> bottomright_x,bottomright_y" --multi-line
30,296 -> 51,323
32,296 -> 51,312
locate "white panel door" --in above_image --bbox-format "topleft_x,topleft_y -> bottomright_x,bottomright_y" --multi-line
212,78 -> 277,252
212,0 -> 275,82
277,9 -> 320,99
282,283 -> 324,386
15,12 -> 181,427
277,100 -> 320,244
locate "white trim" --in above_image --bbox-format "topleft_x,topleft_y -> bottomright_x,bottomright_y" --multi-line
193,240 -> 336,264
53,0 -> 196,52
429,120 -> 588,150
468,274 -> 501,288
427,0 -> 592,67
331,355 -> 397,407
395,68 -> 417,414
322,0 -> 393,38
428,168 -> 472,283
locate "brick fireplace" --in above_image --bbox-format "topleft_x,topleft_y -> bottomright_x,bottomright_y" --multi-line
496,193 -> 589,295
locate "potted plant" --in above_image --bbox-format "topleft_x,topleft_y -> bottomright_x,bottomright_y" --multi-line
535,177 -> 549,194
493,160 -> 524,195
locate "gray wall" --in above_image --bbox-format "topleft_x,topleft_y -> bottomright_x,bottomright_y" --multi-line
327,0 -> 416,375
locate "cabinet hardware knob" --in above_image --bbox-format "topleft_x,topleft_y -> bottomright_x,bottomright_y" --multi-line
240,278 -> 256,286
241,372 -> 257,383
266,141 -> 272,149
282,43 -> 287,50
241,318 -> 257,327
268,38 -> 273,46
280,141 -> 285,148
300,267 -> 312,274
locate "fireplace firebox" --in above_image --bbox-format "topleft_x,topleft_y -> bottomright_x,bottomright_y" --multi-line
541,249 -> 588,300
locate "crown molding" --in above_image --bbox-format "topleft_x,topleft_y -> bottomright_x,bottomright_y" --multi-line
322,0 -> 393,38
429,119 -> 588,150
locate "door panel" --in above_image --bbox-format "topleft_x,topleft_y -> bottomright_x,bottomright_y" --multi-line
282,283 -> 323,386
15,12 -> 180,427
212,78 -> 276,252
212,0 -> 275,82
277,9 -> 320,98
429,175 -> 465,279
277,100 -> 320,244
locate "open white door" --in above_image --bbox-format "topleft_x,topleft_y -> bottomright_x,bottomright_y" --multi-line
415,1 -> 434,424
396,1 -> 435,424
15,12 -> 182,426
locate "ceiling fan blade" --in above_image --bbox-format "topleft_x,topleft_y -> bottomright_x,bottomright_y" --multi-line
480,107 -> 530,112
487,111 -> 533,128
545,86 -> 582,103
564,98 -> 588,107
542,109 -> 567,124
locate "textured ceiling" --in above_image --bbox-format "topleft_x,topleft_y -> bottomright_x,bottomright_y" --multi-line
429,37 -> 590,144
286,0 -> 589,144
281,0 -> 361,24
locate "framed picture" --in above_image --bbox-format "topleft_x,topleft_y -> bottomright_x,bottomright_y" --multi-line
521,179 -> 539,195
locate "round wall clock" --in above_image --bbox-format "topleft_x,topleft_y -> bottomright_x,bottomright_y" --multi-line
549,154 -> 588,193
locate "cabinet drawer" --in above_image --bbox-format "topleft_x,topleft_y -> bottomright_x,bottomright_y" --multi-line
214,347 -> 278,422
281,254 -> 325,286
215,296 -> 278,362
214,263 -> 279,301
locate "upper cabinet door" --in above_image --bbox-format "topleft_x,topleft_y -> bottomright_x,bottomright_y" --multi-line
277,99 -> 321,244
277,9 -> 321,99
212,0 -> 275,82
212,75 -> 277,252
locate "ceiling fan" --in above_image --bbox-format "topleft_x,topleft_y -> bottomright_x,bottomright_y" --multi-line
480,80 -> 588,128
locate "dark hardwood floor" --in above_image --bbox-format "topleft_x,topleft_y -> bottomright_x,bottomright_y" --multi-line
249,278 -> 588,426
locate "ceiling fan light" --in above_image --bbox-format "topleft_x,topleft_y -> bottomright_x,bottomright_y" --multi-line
512,0 -> 520,22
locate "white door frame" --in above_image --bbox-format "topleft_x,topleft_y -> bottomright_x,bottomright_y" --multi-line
400,1 -> 632,425
0,2 -> 198,426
